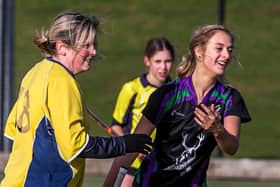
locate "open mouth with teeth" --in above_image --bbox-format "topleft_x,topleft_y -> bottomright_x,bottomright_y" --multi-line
215,61 -> 227,67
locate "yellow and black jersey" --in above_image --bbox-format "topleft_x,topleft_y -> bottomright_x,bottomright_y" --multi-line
112,74 -> 171,169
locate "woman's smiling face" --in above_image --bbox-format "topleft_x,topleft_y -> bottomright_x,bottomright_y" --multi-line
202,31 -> 233,76
71,34 -> 97,74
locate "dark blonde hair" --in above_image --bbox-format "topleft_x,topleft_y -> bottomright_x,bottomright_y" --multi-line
176,24 -> 234,78
33,11 -> 99,57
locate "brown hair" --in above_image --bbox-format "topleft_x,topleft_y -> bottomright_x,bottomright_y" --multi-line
144,37 -> 175,61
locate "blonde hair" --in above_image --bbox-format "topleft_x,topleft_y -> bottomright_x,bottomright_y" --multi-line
33,11 -> 99,57
176,24 -> 234,78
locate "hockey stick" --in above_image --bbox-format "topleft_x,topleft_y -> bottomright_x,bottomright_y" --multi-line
85,106 -> 119,136
86,106 -> 144,159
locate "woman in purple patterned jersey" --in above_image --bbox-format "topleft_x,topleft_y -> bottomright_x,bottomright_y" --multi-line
108,24 -> 251,187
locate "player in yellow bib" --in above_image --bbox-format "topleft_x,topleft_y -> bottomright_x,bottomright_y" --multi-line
0,11 -> 152,187
103,37 -> 176,187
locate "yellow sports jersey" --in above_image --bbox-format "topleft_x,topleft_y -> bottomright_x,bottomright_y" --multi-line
1,58 -> 89,187
112,74 -> 170,169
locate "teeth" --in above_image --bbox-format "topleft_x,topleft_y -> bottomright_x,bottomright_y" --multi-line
217,61 -> 225,65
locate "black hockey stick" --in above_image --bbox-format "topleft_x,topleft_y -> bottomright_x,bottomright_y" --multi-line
85,106 -> 119,136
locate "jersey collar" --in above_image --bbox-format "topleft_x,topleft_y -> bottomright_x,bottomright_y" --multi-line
47,57 -> 75,78
140,73 -> 171,88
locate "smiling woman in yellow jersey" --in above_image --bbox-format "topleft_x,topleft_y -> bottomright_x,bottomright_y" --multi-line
0,11 -> 152,187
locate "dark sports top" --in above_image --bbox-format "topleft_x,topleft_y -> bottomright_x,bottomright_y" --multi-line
136,75 -> 251,187
112,74 -> 171,169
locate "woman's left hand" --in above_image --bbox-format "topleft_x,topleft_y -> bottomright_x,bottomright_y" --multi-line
194,104 -> 224,137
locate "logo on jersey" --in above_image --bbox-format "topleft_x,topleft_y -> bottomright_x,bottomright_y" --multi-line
171,109 -> 185,117
164,132 -> 205,172
215,104 -> 222,113
17,89 -> 30,133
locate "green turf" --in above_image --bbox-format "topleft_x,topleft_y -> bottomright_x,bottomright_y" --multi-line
2,173 -> 280,187
13,0 -> 280,159
84,176 -> 280,187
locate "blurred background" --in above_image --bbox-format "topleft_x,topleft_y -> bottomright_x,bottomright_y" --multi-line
1,0 -> 280,186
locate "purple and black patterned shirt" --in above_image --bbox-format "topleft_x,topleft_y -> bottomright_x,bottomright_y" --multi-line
136,75 -> 251,187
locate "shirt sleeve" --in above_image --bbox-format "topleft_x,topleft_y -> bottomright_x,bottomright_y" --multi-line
4,102 -> 18,140
79,136 -> 126,158
225,89 -> 251,123
47,76 -> 87,162
112,82 -> 136,126
142,87 -> 168,126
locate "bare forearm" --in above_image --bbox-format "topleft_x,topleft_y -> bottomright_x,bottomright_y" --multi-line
103,153 -> 138,187
194,105 -> 241,155
103,116 -> 155,186
214,127 -> 239,155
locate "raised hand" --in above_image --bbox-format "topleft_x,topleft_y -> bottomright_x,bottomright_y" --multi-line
194,104 -> 224,137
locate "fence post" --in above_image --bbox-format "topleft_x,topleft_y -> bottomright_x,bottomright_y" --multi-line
0,0 -> 14,152
218,0 -> 226,25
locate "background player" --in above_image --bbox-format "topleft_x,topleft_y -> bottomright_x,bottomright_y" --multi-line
103,37 -> 175,186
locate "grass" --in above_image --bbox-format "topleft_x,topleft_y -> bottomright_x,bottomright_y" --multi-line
2,174 -> 280,187
84,176 -> 280,187
12,0 -> 280,159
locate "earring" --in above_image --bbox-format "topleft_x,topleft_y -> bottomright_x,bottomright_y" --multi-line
197,55 -> 201,62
